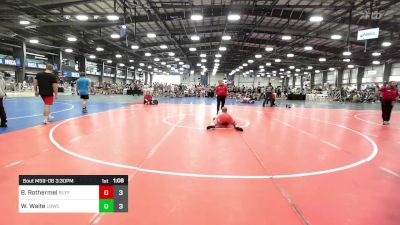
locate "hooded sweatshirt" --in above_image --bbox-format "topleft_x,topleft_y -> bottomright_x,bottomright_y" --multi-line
0,74 -> 6,98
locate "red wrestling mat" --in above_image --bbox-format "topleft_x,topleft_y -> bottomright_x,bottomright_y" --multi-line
1,104 -> 399,225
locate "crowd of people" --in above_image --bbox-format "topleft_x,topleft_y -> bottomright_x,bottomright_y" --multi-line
0,63 -> 398,129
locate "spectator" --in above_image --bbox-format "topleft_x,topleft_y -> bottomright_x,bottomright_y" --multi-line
0,73 -> 7,127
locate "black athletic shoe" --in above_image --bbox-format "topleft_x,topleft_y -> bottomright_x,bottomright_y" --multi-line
207,125 -> 215,130
234,127 -> 243,132
0,124 -> 7,128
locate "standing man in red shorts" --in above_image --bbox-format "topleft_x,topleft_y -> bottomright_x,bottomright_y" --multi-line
34,64 -> 58,124
207,107 -> 243,131
215,80 -> 228,114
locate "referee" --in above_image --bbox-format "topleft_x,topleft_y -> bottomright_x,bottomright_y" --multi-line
215,80 -> 228,114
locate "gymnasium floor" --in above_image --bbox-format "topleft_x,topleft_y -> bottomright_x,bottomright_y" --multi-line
1,95 -> 399,225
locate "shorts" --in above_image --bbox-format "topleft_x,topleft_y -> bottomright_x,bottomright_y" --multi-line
41,95 -> 54,105
80,95 -> 89,100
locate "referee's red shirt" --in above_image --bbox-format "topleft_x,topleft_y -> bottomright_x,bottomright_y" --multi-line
215,84 -> 228,97
380,87 -> 399,101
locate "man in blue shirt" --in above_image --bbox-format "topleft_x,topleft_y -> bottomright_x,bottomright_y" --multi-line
76,72 -> 91,113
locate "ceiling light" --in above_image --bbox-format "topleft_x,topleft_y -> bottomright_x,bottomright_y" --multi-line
289,66 -> 295,69
145,52 -> 151,57
282,35 -> 292,40
259,65 -> 264,69
191,14 -> 203,21
29,39 -> 39,44
331,34 -> 342,40
174,58 -> 180,61
275,59 -> 281,62
248,59 -> 254,63
219,46 -> 227,51
139,63 -> 145,67
280,68 -> 285,71
372,61 -> 380,65
319,57 -> 326,62
307,66 -> 313,70
76,15 -> 89,21
106,15 -> 119,21
189,47 -> 196,51
89,55 -> 96,59
315,70 -> 320,73
179,62 -> 184,65
295,69 -> 300,72
110,33 -> 120,39
227,14 -> 241,21
343,59 -> 351,62
65,48 -> 73,53
309,16 -> 323,22
287,53 -> 294,57
222,35 -> 231,41
107,60 -> 112,63
382,41 -> 391,47
239,66 -> 243,69
196,63 -> 201,66
215,54 -> 222,58
200,54 -> 206,58
115,54 -> 122,58
154,58 -> 160,61
343,51 -> 352,56
372,52 -> 381,57
138,68 -> 143,71
119,63 -> 125,67
255,54 -> 262,58
304,46 -> 313,51
19,20 -> 30,25
265,47 -> 274,52
160,45 -> 168,49
130,44 -> 139,50
129,59 -> 134,62
348,65 -> 355,68
243,63 -> 248,66
168,52 -> 175,56
67,36 -> 77,42
266,62 -> 271,66
329,67 -> 335,71
96,47 -> 104,52
147,33 -> 156,38
148,65 -> 152,69
161,62 -> 166,65
214,59 -> 220,63
201,59 -> 207,63
191,35 -> 200,41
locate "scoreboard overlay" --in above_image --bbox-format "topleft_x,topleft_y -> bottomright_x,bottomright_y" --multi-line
19,175 -> 128,213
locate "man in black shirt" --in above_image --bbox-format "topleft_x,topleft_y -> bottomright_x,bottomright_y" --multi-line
34,64 -> 58,124
263,83 -> 274,107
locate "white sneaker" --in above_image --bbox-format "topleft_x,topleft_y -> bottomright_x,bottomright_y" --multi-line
43,120 -> 49,125
48,115 -> 54,121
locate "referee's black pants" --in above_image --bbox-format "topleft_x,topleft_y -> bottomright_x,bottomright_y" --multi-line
217,96 -> 226,112
381,100 -> 394,122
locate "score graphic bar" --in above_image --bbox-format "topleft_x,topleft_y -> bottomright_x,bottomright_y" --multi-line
19,175 -> 128,213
